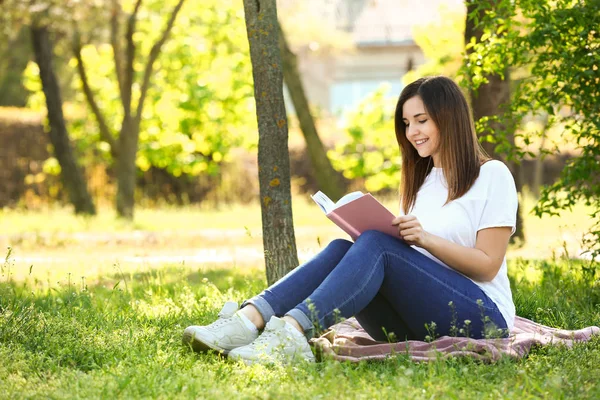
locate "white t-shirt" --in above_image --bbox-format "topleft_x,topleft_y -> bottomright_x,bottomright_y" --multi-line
408,160 -> 518,330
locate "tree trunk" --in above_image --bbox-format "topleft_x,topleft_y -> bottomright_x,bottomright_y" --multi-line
243,0 -> 299,285
116,117 -> 139,219
31,25 -> 96,215
111,0 -> 185,220
278,23 -> 347,201
465,1 -> 525,244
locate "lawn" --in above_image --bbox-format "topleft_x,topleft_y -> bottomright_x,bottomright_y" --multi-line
1,196 -> 599,399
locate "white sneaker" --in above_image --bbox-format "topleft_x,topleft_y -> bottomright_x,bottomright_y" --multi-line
228,316 -> 315,365
182,301 -> 258,354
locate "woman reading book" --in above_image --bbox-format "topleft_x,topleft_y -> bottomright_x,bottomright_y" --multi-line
183,76 -> 518,365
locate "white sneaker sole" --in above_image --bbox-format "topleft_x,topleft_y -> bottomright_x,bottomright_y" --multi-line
182,327 -> 231,355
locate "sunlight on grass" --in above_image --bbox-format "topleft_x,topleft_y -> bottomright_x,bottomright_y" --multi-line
0,192 -> 597,296
1,191 -> 596,262
1,196 -> 599,398
0,254 -> 598,398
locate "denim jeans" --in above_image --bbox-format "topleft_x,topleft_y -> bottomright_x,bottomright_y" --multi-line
243,230 -> 508,341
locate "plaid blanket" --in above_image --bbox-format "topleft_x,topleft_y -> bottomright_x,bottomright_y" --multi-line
310,316 -> 599,363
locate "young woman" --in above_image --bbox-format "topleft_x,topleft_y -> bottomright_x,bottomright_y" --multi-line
182,76 -> 518,365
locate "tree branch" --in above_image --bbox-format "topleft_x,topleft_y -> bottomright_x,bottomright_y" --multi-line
110,0 -> 126,107
73,29 -> 119,160
123,0 -> 143,117
135,0 -> 185,123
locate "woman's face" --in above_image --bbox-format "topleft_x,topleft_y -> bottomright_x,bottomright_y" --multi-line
401,95 -> 441,167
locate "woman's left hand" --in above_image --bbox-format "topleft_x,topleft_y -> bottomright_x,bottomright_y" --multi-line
391,215 -> 430,248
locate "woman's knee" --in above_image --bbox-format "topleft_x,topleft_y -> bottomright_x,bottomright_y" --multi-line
358,230 -> 386,240
327,238 -> 353,253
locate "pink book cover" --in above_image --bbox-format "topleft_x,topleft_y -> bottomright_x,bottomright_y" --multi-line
325,194 -> 399,241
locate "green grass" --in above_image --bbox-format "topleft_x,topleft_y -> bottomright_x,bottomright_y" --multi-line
1,250 -> 599,399
0,199 -> 599,398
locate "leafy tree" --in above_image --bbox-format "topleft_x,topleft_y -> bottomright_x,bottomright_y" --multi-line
73,0 -> 186,219
462,0 -> 600,258
463,0 -> 525,243
243,0 -> 298,285
60,0 -> 258,212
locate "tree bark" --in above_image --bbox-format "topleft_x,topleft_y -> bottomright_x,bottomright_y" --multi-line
116,117 -> 138,218
465,1 -> 525,244
31,25 -> 96,215
278,23 -> 347,201
243,0 -> 299,285
114,0 -> 185,219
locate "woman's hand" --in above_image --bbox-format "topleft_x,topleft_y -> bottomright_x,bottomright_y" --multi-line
391,215 -> 431,248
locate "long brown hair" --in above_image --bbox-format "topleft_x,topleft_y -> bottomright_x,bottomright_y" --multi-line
395,76 -> 489,214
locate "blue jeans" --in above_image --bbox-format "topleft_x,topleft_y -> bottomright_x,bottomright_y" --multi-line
243,230 -> 508,341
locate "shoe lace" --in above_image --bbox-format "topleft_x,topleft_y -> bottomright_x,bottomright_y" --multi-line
251,323 -> 282,346
209,314 -> 235,329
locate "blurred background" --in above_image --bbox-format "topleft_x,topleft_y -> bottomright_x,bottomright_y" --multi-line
0,0 -> 573,210
0,0 -> 596,276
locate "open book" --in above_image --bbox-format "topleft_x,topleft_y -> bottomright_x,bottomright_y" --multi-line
311,191 -> 399,241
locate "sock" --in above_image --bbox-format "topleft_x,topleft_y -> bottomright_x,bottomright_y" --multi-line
236,311 -> 258,333
283,319 -> 307,340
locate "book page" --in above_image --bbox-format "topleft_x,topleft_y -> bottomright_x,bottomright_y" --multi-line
311,191 -> 364,214
334,191 -> 364,209
311,191 -> 335,214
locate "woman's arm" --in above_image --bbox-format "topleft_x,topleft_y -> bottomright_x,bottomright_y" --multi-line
423,227 -> 512,281
392,215 -> 512,282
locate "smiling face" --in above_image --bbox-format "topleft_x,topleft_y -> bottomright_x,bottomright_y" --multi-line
401,95 -> 441,167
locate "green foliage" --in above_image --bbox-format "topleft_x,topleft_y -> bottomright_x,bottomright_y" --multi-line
329,86 -> 401,193
511,257 -> 600,328
22,0 -> 256,179
461,0 -> 600,259
139,0 -> 256,177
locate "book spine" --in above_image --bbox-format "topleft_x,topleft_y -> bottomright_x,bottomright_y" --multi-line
328,213 -> 361,241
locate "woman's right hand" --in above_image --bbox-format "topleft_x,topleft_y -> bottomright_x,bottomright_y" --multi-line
392,214 -> 431,248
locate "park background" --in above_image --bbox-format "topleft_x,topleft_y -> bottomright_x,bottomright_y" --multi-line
0,0 -> 599,398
